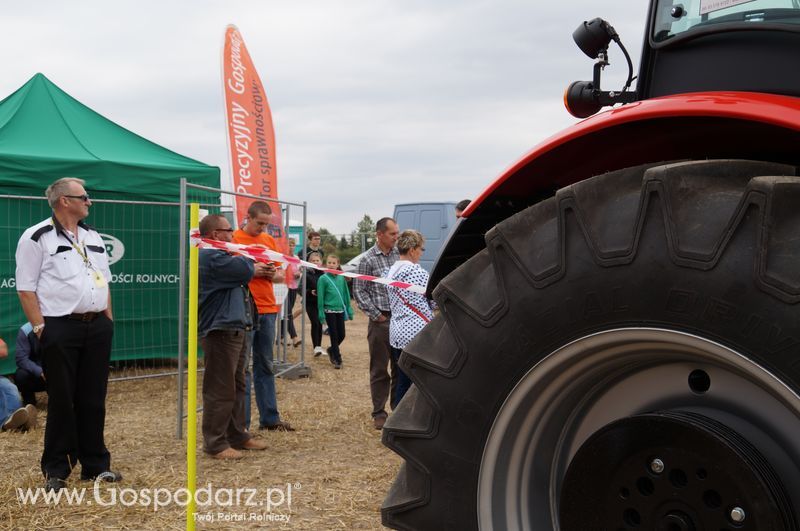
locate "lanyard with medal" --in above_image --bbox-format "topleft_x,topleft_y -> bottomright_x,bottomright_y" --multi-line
60,221 -> 108,288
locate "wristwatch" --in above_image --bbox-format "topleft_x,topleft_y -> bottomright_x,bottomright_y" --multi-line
33,323 -> 45,334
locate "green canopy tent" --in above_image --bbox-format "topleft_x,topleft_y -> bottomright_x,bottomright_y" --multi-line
0,73 -> 220,373
0,73 -> 218,200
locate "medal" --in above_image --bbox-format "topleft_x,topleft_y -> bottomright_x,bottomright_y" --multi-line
93,269 -> 107,287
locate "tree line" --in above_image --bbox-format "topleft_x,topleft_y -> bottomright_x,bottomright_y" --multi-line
304,214 -> 376,264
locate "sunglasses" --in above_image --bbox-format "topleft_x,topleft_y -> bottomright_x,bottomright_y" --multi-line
214,228 -> 234,233
64,194 -> 91,202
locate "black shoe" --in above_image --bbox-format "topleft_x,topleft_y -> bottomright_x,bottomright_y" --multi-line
334,361 -> 342,369
81,470 -> 123,482
45,477 -> 66,492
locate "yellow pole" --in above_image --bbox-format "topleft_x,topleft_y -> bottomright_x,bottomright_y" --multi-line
186,203 -> 199,531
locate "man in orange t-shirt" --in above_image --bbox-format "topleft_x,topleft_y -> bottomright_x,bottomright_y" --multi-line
232,200 -> 294,431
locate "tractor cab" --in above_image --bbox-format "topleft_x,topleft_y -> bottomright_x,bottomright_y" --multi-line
642,0 -> 800,99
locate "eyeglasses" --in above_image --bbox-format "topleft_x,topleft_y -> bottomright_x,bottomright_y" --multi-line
64,194 -> 91,202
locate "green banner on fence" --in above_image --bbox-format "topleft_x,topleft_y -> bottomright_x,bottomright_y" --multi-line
0,197 -> 184,374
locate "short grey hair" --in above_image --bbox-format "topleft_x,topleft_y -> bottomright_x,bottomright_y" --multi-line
397,229 -> 425,255
46,177 -> 85,208
199,214 -> 227,236
376,217 -> 395,233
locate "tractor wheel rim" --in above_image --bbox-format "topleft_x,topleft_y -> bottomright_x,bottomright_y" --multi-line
477,328 -> 800,530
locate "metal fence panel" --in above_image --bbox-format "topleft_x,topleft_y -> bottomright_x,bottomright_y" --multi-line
0,195 -> 186,380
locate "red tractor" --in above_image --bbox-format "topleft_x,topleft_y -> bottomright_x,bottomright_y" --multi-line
382,1 -> 800,529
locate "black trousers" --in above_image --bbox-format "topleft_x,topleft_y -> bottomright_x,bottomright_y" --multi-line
40,314 -> 113,480
324,312 -> 346,364
305,298 -> 322,347
280,288 -> 298,339
15,367 -> 47,405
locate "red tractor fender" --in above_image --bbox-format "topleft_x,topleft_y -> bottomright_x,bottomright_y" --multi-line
431,91 -> 800,292
465,91 -> 800,217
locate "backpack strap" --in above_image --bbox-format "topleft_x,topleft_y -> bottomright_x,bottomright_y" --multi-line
396,290 -> 430,323
389,264 -> 430,323
322,275 -> 347,309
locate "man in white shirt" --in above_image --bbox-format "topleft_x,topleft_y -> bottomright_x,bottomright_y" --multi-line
15,177 -> 119,492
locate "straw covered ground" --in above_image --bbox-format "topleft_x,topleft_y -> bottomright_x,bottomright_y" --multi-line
0,312 -> 401,530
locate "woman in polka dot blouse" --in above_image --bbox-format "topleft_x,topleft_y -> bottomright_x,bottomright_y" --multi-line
385,230 -> 436,406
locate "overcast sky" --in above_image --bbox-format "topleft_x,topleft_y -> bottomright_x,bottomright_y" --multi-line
1,1 -> 649,234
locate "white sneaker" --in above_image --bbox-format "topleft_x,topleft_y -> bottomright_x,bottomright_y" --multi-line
2,407 -> 29,431
313,346 -> 324,357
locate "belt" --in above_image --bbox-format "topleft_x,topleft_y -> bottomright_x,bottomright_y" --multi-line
67,312 -> 101,322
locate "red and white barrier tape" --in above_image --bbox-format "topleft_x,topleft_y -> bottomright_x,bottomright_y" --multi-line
190,230 -> 427,294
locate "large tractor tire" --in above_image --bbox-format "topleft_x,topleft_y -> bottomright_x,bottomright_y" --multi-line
382,160 -> 800,530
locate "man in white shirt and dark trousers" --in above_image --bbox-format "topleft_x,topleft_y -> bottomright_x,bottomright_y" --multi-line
15,177 -> 119,492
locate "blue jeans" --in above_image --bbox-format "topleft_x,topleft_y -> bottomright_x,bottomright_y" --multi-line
245,312 -> 280,429
0,376 -> 22,424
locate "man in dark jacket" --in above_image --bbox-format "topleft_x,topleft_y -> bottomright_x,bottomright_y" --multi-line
198,214 -> 268,459
14,322 -> 46,406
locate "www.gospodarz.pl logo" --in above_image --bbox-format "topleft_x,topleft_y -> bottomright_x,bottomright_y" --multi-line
16,474 -> 295,519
